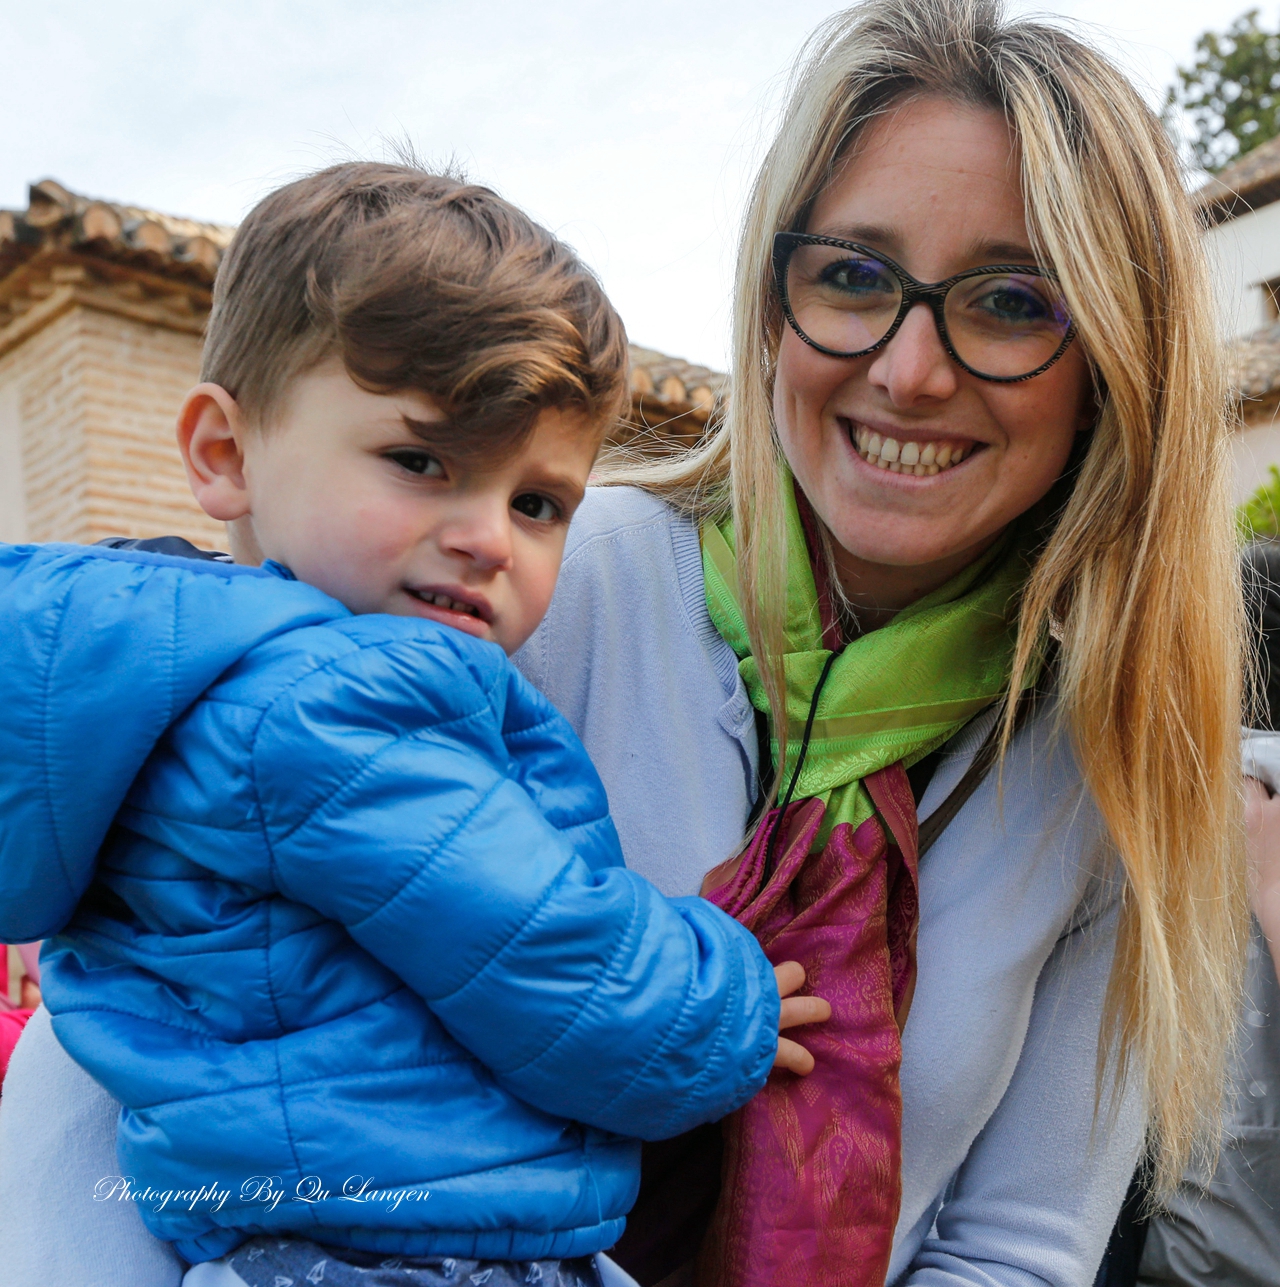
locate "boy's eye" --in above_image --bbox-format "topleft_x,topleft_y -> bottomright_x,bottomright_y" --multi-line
385,448 -> 444,477
511,493 -> 559,523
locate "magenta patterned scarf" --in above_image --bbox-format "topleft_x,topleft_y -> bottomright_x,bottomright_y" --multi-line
691,485 -> 1029,1287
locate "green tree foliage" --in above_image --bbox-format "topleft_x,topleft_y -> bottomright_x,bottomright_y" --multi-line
1167,9 -> 1280,172
1239,464 -> 1280,540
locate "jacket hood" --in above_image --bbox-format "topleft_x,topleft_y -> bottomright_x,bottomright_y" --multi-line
0,543 -> 344,941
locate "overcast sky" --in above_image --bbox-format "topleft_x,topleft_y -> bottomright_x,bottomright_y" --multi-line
0,0 -> 1244,369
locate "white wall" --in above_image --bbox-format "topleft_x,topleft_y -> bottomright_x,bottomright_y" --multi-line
1234,418 -> 1280,505
1205,201 -> 1280,339
0,382 -> 28,543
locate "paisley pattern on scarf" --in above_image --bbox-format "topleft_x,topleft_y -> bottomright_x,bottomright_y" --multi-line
698,767 -> 919,1287
696,477 -> 1035,1287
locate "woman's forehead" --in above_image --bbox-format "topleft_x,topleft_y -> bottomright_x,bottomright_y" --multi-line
809,97 -> 1034,272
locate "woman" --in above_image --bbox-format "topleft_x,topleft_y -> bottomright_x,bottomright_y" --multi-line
0,1 -> 1247,1284
534,0 -> 1243,1280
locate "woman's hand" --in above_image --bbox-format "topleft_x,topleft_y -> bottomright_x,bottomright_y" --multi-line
1245,777 -> 1280,982
773,961 -> 831,1075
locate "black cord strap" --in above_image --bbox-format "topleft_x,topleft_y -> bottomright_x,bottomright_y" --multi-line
764,649 -> 839,878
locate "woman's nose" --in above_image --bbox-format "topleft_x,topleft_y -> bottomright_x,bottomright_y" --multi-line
865,303 -> 959,406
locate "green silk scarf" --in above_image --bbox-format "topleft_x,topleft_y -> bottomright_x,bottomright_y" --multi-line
702,477 -> 1036,842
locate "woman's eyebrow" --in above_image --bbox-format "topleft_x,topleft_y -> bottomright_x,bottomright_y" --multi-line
807,225 -> 1039,268
812,222 -> 901,253
964,237 -> 1038,263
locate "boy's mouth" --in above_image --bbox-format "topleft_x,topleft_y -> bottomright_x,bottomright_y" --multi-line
406,589 -> 483,618
403,585 -> 494,634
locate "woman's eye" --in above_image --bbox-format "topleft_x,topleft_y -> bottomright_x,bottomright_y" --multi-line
820,257 -> 895,296
385,449 -> 444,477
974,282 -> 1050,324
511,493 -> 559,523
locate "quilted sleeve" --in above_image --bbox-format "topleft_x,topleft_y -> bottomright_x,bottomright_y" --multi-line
251,623 -> 779,1141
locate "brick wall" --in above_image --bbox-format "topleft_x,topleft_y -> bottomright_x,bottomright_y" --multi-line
0,307 -> 87,544
0,303 -> 224,548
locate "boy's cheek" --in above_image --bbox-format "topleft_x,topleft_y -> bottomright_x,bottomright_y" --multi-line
284,539 -> 396,617
496,551 -> 564,655
493,602 -> 545,656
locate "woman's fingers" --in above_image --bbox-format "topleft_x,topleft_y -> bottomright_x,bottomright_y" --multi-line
779,994 -> 832,1031
773,960 -> 806,997
775,1036 -> 816,1076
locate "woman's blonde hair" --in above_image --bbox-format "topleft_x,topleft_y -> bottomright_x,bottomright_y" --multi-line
605,0 -> 1248,1192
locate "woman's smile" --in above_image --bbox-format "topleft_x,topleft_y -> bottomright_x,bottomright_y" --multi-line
842,418 -> 981,477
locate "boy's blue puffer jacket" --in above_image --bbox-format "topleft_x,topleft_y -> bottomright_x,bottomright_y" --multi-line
0,543 -> 779,1264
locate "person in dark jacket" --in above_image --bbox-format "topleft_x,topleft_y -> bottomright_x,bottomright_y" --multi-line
1104,539 -> 1280,1287
0,164 -> 825,1287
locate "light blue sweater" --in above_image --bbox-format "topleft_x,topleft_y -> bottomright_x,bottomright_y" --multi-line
0,487 -> 1143,1286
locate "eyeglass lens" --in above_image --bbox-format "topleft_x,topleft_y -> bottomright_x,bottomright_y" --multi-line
784,243 -> 1071,379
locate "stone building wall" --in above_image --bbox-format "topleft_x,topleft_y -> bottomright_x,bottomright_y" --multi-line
79,308 -> 221,546
0,179 -> 234,548
0,303 -> 222,547
0,309 -> 83,544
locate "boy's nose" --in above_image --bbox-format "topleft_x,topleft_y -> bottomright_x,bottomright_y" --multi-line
439,503 -> 514,571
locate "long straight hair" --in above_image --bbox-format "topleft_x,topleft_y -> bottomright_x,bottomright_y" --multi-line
603,0 -> 1248,1192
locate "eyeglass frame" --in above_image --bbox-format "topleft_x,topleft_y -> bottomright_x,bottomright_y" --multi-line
771,230 -> 1077,385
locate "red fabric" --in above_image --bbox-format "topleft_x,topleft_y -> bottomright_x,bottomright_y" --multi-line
698,766 -> 920,1287
0,1008 -> 33,1082
0,943 -> 38,1085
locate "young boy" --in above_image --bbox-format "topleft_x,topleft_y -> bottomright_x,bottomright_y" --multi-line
0,166 -> 824,1287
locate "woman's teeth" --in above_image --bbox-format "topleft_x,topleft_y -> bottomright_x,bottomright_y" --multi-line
415,591 -> 480,617
853,426 -> 972,475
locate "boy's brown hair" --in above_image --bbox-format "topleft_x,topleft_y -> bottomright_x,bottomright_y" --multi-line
201,163 -> 629,462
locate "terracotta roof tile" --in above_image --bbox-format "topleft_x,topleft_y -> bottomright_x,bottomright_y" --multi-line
628,345 -> 724,404
0,179 -> 234,285
1194,136 -> 1280,226
621,345 -> 726,447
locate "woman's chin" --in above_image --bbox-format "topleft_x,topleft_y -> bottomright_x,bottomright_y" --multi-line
824,511 -> 1006,576
812,456 -> 1038,575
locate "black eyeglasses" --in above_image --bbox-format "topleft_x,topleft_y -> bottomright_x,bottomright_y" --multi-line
772,231 -> 1076,383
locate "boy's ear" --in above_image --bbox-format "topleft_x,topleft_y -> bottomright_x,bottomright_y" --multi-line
176,384 -> 253,522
